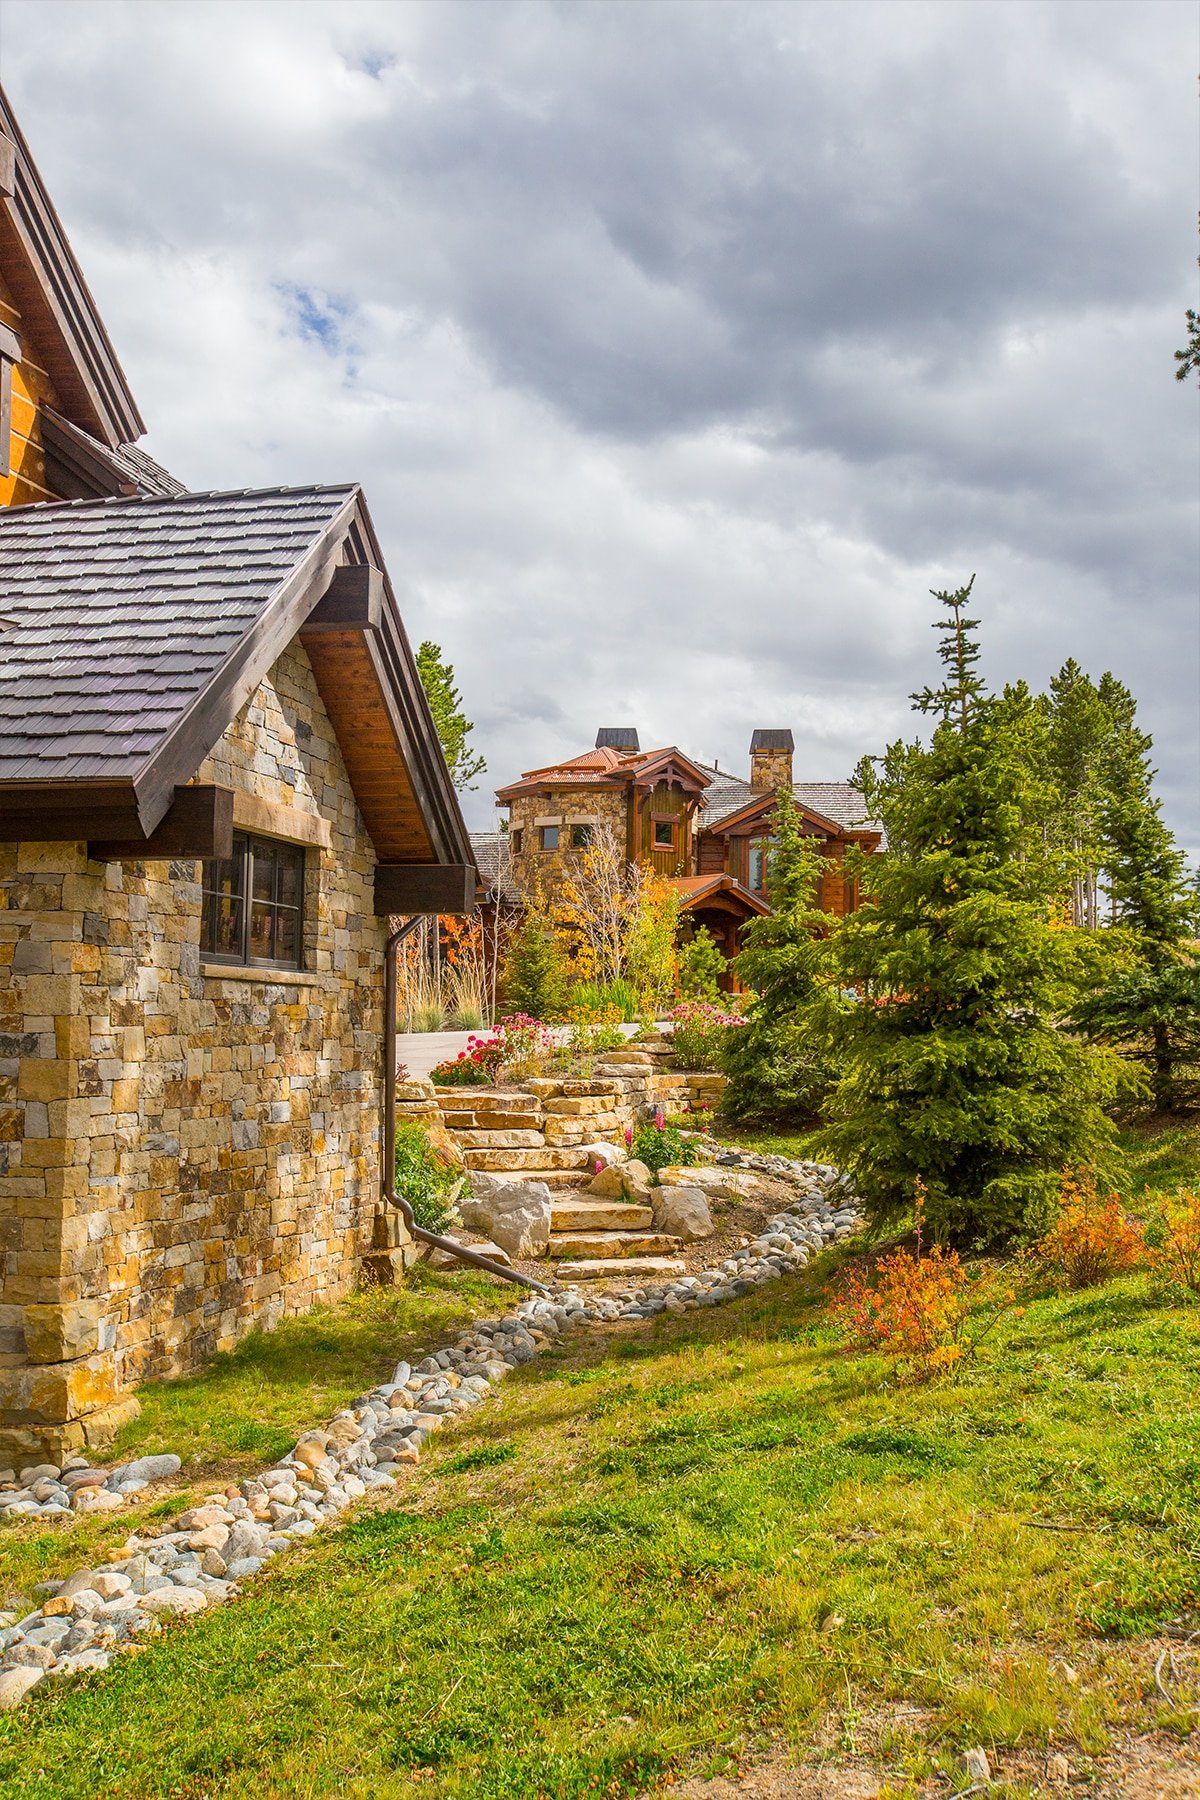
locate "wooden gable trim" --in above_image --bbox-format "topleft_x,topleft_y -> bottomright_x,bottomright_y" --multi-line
38,405 -> 141,500
0,89 -> 143,446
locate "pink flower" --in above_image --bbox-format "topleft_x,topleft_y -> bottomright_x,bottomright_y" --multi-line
594,1159 -> 603,1174
624,1125 -> 633,1147
654,1108 -> 665,1130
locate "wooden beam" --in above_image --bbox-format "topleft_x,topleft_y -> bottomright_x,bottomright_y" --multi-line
374,863 -> 478,917
88,785 -> 234,861
300,563 -> 384,632
231,790 -> 331,850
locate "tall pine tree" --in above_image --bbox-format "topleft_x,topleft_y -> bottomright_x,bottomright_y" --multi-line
721,788 -> 842,1123
823,580 -> 1121,1246
416,641 -> 487,792
1072,706 -> 1200,1111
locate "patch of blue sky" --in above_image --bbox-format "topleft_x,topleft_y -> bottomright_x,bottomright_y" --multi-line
344,48 -> 394,81
276,284 -> 356,354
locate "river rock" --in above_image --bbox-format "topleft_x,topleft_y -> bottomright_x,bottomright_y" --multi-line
139,1586 -> 208,1617
0,1666 -> 46,1709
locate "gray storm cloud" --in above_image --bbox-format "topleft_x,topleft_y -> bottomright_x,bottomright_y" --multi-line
2,0 -> 1195,843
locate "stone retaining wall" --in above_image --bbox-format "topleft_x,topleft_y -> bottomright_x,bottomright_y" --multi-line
395,1043 -> 726,1178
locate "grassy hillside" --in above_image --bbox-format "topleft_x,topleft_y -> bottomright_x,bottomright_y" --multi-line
2,1248 -> 1197,1798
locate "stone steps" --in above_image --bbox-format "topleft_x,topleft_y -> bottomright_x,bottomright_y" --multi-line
549,1198 -> 655,1232
461,1146 -> 590,1172
556,1255 -> 687,1280
548,1229 -> 682,1260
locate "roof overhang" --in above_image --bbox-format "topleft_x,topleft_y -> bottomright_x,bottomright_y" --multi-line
669,874 -> 771,919
0,86 -> 144,447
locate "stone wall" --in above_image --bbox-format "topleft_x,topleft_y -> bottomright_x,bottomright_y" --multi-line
395,1043 -> 726,1186
503,787 -> 630,901
0,640 -> 400,1463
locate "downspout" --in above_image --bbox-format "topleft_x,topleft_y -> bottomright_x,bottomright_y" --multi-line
384,917 -> 550,1296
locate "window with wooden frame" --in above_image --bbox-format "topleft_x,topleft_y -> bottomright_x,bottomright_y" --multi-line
510,827 -> 524,854
539,825 -> 559,851
570,823 -> 593,849
749,836 -> 778,893
652,818 -> 676,850
201,832 -> 305,969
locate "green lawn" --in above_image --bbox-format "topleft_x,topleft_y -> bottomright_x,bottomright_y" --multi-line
0,1269 -> 503,1611
2,1254 -> 1197,1798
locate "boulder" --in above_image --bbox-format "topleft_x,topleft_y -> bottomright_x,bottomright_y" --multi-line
586,1166 -> 628,1199
467,1180 -> 552,1260
651,1186 -> 714,1242
620,1160 -> 655,1202
578,1141 -> 626,1169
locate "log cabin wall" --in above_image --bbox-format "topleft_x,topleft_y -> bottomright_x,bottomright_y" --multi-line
0,269 -> 60,507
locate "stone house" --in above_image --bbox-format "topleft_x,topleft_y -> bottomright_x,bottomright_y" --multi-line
0,92 -> 475,1462
480,727 -> 882,968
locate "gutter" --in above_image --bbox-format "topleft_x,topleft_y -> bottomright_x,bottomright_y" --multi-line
383,917 -> 550,1296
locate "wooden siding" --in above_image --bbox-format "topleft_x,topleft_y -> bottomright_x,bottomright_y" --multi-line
641,781 -> 693,876
696,830 -> 726,876
0,269 -> 60,507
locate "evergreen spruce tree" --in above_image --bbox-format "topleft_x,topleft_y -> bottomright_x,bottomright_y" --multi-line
501,908 -> 567,1021
823,580 -> 1121,1246
720,788 -> 841,1123
677,925 -> 727,1001
416,641 -> 487,792
1072,709 -> 1200,1111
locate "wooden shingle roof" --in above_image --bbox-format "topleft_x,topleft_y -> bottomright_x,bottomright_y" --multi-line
0,483 -> 474,872
0,484 -> 358,786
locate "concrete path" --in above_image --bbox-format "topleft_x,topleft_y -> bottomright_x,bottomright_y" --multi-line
395,1020 -> 659,1080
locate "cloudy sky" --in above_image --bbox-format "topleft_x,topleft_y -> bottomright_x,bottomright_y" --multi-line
2,0 -> 1197,844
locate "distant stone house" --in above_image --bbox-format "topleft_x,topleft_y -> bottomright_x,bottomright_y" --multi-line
477,727 -> 882,970
0,91 -> 474,1462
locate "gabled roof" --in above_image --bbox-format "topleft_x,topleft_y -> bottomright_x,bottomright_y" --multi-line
691,762 -> 882,839
0,483 -> 472,867
496,742 -> 712,802
0,86 -> 144,446
471,829 -> 520,902
669,872 -> 771,918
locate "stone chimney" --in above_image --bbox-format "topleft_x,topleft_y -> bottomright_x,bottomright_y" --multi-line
749,729 -> 794,791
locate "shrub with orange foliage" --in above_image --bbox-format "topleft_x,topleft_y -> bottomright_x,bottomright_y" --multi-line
831,1182 -> 1021,1379
1035,1170 -> 1145,1290
1145,1188 -> 1200,1296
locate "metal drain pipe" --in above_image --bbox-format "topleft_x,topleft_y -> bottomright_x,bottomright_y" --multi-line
383,916 -> 551,1296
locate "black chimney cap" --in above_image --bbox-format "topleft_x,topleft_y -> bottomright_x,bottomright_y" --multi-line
596,727 -> 640,751
750,729 -> 794,751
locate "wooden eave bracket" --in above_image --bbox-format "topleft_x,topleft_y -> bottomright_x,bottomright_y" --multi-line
374,863 -> 478,917
87,785 -> 234,861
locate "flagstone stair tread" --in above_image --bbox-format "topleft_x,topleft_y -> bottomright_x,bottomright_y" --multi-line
556,1256 -> 688,1280
548,1230 -> 683,1259
549,1199 -> 656,1231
